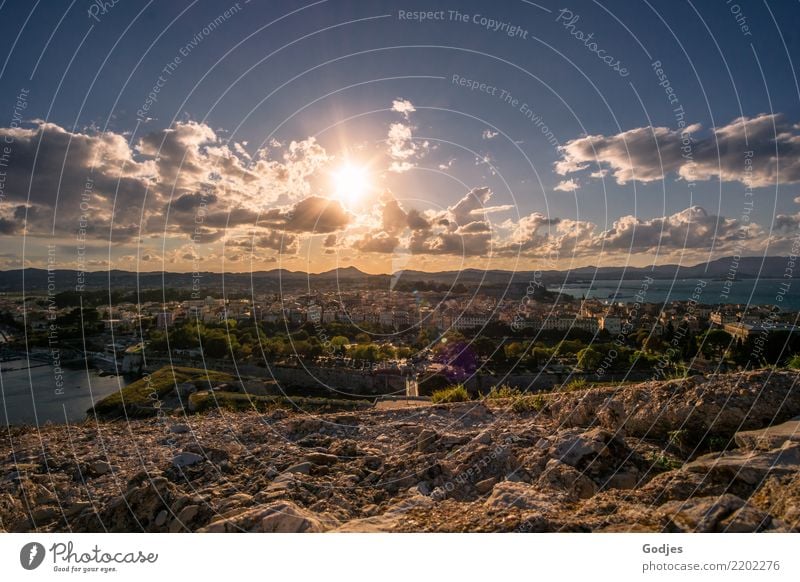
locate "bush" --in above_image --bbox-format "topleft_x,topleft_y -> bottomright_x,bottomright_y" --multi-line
485,384 -> 522,399
431,384 -> 470,403
562,378 -> 589,392
511,394 -> 547,413
647,452 -> 682,471
788,354 -> 800,370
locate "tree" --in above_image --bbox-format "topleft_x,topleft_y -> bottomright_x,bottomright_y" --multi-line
698,329 -> 732,359
504,341 -> 527,361
330,336 -> 349,355
576,347 -> 602,371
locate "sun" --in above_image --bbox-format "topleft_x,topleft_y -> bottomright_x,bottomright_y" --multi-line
332,163 -> 370,207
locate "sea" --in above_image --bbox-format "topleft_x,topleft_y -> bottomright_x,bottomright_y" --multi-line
553,278 -> 800,311
0,359 -> 130,426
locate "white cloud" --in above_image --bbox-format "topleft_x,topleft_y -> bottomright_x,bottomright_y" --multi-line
391,98 -> 416,119
554,179 -> 580,192
555,113 -> 800,188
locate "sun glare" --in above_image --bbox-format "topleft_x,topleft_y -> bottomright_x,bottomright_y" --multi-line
332,163 -> 370,207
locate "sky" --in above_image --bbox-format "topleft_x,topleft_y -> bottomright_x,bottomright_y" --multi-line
0,0 -> 799,274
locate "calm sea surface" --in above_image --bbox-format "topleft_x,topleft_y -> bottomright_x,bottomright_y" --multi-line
553,278 -> 800,310
1,359 -> 130,426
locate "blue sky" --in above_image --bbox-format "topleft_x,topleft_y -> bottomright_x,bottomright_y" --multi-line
1,0 -> 799,273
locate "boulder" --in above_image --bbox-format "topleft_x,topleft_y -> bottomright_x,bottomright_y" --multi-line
537,459 -> 596,500
305,452 -> 338,466
750,472 -> 800,529
658,494 -> 784,532
334,494 -> 434,532
284,462 -> 312,475
90,460 -> 111,476
548,370 -> 800,441
485,481 -> 565,511
683,442 -> 800,487
735,417 -> 800,451
172,452 -> 204,468
416,429 -> 439,453
169,423 -> 191,434
200,501 -> 327,532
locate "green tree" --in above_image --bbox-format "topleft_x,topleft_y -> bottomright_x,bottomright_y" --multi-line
576,347 -> 602,370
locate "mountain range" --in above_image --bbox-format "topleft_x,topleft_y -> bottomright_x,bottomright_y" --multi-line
0,256 -> 792,294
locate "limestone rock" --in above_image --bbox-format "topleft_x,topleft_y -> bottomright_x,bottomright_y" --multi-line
658,494 -> 783,532
735,417 -> 800,451
172,452 -> 204,468
537,459 -> 596,500
200,501 -> 328,532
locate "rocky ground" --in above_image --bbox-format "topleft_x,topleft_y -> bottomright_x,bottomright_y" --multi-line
2,369 -> 799,532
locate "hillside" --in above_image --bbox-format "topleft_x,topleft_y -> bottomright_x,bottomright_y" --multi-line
0,256 -> 795,293
1,369 -> 799,532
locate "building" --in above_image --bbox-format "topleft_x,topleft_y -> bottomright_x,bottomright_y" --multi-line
599,316 -> 622,335
156,311 -> 174,328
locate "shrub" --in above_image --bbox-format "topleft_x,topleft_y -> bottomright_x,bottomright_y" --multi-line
485,384 -> 522,400
431,384 -> 470,403
647,452 -> 682,471
562,377 -> 589,392
511,394 -> 547,413
667,429 -> 689,449
788,354 -> 800,370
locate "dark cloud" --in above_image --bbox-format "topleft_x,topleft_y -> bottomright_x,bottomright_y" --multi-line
262,196 -> 350,233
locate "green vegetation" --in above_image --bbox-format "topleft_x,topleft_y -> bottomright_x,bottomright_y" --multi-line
647,452 -> 682,471
188,391 -> 370,414
511,393 -> 547,413
666,428 -> 691,453
431,384 -> 470,403
92,366 -> 233,418
576,346 -> 602,370
562,377 -> 589,392
484,384 -> 523,400
707,435 -> 730,452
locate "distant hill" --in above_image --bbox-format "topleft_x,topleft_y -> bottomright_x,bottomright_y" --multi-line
0,256 -> 792,293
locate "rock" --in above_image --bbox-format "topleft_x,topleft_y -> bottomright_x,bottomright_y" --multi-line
548,370 -> 800,442
683,442 -> 800,486
284,462 -> 312,475
473,430 -> 493,445
417,429 -> 439,453
552,429 -> 607,467
218,492 -> 254,512
91,460 -> 111,476
305,452 -> 338,466
266,472 -> 297,496
475,477 -> 497,495
606,469 -> 639,491
751,472 -> 800,528
169,424 -> 191,434
537,459 -> 596,499
735,417 -> 800,451
154,510 -> 168,527
31,507 -> 60,523
485,481 -> 564,511
199,501 -> 327,532
176,504 -> 199,524
285,418 -> 323,439
172,452 -> 204,468
335,494 -> 433,532
658,494 -> 782,532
